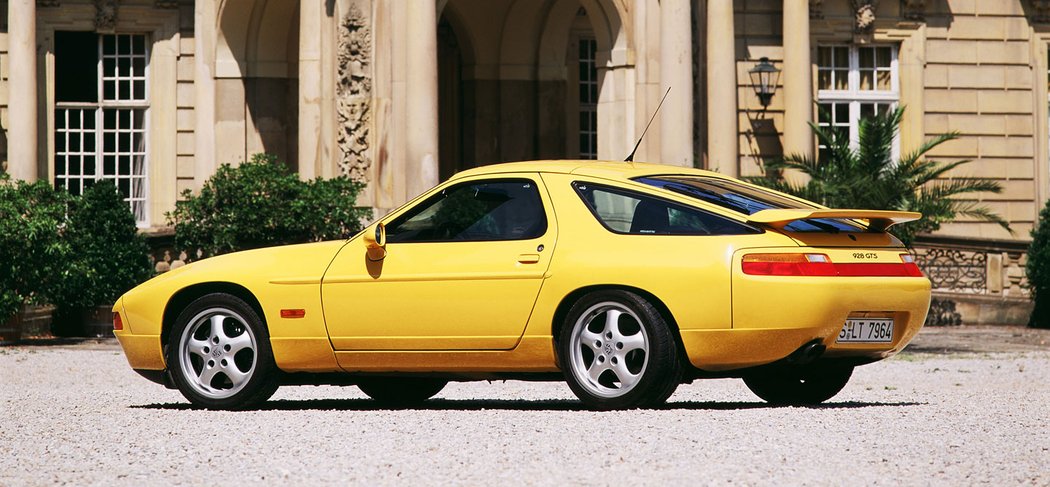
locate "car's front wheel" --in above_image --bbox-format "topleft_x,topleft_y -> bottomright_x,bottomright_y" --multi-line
356,377 -> 448,406
559,290 -> 682,410
167,293 -> 279,410
743,364 -> 854,405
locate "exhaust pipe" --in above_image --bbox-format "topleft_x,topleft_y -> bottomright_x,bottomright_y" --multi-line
787,340 -> 826,365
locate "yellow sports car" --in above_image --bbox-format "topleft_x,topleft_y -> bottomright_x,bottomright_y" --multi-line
113,161 -> 931,410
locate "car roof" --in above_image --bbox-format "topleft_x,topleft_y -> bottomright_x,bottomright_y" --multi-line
447,160 -> 729,182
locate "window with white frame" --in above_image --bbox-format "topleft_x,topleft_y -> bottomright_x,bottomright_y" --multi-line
816,45 -> 898,163
54,32 -> 149,224
578,38 -> 598,160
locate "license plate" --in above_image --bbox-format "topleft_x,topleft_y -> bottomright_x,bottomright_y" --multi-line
837,318 -> 894,343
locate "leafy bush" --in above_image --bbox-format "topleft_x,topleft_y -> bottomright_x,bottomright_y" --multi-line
0,175 -> 71,323
1028,200 -> 1050,328
748,107 -> 1009,246
53,181 -> 152,312
168,153 -> 372,256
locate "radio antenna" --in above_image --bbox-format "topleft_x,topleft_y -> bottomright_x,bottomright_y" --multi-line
624,86 -> 671,162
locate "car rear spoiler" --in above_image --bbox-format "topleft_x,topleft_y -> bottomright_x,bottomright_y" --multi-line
747,209 -> 921,232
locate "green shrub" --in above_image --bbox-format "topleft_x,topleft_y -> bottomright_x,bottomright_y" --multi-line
1028,200 -> 1050,328
53,181 -> 152,313
0,175 -> 71,323
748,107 -> 1009,246
168,153 -> 372,256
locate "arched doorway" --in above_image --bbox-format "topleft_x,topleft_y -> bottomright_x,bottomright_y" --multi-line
214,0 -> 300,170
437,0 -> 632,175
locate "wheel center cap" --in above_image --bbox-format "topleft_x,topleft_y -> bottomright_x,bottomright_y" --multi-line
604,344 -> 613,355
212,349 -> 223,358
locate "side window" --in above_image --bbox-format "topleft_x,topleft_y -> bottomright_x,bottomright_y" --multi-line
572,182 -> 759,236
385,179 -> 547,243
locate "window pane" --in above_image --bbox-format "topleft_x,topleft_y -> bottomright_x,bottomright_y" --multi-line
834,69 -> 848,90
877,70 -> 891,90
818,47 -> 832,68
818,70 -> 832,90
834,46 -> 848,67
54,31 -> 99,103
835,103 -> 849,123
579,182 -> 760,235
635,177 -> 865,232
859,48 -> 874,69
385,180 -> 547,243
876,47 -> 892,68
860,71 -> 873,91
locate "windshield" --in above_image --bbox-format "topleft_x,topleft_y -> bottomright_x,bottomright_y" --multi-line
635,176 -> 867,233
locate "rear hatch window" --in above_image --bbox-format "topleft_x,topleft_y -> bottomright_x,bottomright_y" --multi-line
636,176 -> 867,233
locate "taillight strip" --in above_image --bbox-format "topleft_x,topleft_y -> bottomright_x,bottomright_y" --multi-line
742,253 -> 924,277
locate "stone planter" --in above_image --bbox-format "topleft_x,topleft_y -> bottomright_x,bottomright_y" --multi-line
0,305 -> 56,343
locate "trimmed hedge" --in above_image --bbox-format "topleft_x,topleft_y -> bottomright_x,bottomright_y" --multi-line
168,153 -> 372,257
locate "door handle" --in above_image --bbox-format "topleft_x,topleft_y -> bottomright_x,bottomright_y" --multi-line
517,254 -> 541,264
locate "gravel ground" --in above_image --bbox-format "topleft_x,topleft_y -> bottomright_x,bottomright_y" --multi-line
2,332 -> 1049,486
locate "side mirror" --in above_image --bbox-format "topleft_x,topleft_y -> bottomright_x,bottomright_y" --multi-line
363,223 -> 387,261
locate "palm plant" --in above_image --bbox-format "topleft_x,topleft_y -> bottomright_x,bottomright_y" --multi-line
747,106 -> 1010,245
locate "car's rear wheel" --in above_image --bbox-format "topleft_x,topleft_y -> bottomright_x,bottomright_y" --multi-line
167,293 -> 279,410
559,290 -> 681,410
356,377 -> 447,406
743,364 -> 854,406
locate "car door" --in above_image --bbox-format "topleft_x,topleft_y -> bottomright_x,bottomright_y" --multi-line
321,174 -> 557,351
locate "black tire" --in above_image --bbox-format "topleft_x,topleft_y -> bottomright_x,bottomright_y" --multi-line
167,293 -> 279,410
743,364 -> 854,406
558,290 -> 682,410
356,377 -> 448,406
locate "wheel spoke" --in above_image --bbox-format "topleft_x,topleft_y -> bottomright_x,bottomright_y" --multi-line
602,309 -> 623,335
587,360 -> 607,383
224,365 -> 249,388
209,314 -> 229,342
611,360 -> 640,388
619,332 -> 645,354
197,364 -> 220,388
580,328 -> 603,350
226,332 -> 253,355
186,337 -> 210,358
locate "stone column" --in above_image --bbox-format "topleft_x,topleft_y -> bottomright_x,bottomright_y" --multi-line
783,0 -> 813,162
298,0 -> 323,180
706,0 -> 738,176
659,0 -> 693,167
194,0 -> 217,188
7,0 -> 37,181
405,0 -> 439,195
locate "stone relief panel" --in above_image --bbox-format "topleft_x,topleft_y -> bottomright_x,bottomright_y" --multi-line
1031,0 -> 1050,23
336,3 -> 373,181
94,0 -> 118,32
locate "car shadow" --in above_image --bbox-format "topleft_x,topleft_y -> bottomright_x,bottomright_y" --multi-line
131,398 -> 925,412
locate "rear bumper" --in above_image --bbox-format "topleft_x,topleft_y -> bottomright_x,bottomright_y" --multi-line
682,260 -> 930,371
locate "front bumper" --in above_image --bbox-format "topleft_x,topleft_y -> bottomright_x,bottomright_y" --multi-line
114,331 -> 166,371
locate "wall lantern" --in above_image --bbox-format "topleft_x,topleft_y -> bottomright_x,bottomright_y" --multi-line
749,57 -> 780,109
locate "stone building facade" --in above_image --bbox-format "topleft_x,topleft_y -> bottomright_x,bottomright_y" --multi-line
0,0 -> 1046,322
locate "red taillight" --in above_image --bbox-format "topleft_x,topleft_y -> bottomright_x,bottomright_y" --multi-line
742,253 -> 835,276
899,253 -> 925,277
742,253 -> 925,277
113,312 -> 124,331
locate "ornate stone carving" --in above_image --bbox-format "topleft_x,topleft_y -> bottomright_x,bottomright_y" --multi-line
94,0 -> 118,32
336,4 -> 373,180
900,0 -> 926,21
809,0 -> 824,19
850,0 -> 880,35
1031,0 -> 1050,23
